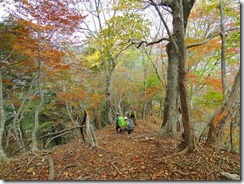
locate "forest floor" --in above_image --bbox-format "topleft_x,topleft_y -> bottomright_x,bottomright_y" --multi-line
0,117 -> 240,181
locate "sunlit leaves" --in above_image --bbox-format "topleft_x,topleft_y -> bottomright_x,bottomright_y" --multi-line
115,0 -> 144,11
104,13 -> 150,41
86,50 -> 102,68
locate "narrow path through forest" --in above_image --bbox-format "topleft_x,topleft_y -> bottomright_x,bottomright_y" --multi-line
0,119 -> 240,180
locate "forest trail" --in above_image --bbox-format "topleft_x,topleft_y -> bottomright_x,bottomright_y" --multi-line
0,118 -> 240,180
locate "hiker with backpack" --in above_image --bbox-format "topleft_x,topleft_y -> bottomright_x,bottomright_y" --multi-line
117,116 -> 127,134
115,111 -> 135,134
124,117 -> 134,134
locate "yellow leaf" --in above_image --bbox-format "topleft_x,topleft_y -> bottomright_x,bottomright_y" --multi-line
27,167 -> 34,174
63,171 -> 69,177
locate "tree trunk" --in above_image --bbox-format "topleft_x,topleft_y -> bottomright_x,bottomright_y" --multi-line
142,58 -> 148,120
104,71 -> 113,125
207,68 -> 240,145
31,47 -> 44,152
230,119 -> 233,151
219,0 -> 227,103
12,77 -> 35,152
175,0 -> 196,151
0,66 -> 7,161
65,102 -> 81,137
161,41 -> 178,137
155,0 -> 195,151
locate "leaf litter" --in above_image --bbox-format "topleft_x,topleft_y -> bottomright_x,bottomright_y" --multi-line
0,119 -> 240,180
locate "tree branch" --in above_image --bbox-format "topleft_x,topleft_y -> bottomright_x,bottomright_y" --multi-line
186,27 -> 239,50
37,125 -> 86,141
143,48 -> 165,88
129,37 -> 169,49
9,125 -> 86,157
0,49 -> 14,63
44,132 -> 70,149
149,0 -> 178,54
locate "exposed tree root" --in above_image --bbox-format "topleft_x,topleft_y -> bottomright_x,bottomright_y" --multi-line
26,151 -> 51,168
191,157 -> 202,168
173,170 -> 190,176
109,160 -> 129,179
55,164 -> 78,179
206,169 -> 217,180
27,155 -> 38,168
46,156 -> 54,180
163,146 -> 189,160
30,155 -> 55,180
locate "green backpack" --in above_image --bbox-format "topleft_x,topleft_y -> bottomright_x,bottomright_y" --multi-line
118,117 -> 127,127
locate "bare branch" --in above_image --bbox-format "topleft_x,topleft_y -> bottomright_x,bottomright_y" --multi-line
37,125 -> 86,141
146,37 -> 169,46
143,48 -> 165,88
44,132 -> 70,149
9,125 -> 86,157
129,37 -> 169,49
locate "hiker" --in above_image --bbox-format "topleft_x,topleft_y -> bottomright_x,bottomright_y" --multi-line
115,113 -> 120,133
125,117 -> 134,134
118,116 -> 127,134
130,107 -> 137,125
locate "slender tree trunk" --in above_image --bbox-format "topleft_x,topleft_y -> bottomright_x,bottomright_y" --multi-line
12,77 -> 36,152
0,66 -> 7,161
65,102 -> 81,137
230,119 -> 233,151
142,57 -> 148,120
31,45 -> 44,152
219,0 -> 227,103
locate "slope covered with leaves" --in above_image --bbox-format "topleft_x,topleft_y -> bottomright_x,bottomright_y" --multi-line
0,118 -> 240,180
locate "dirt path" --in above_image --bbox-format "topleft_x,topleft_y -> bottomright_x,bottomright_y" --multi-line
0,119 -> 240,180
